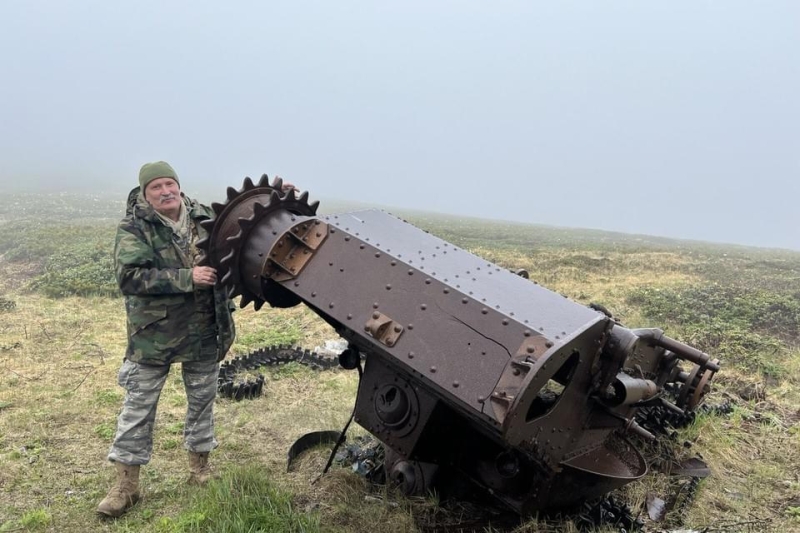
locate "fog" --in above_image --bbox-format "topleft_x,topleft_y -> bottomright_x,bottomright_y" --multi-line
1,1 -> 798,249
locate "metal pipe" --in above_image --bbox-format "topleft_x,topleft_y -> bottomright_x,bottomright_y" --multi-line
632,328 -> 720,372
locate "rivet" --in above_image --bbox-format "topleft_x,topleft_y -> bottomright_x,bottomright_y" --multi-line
420,304 -> 427,310
311,292 -> 317,297
425,279 -> 431,284
408,352 -> 415,359
481,308 -> 488,314
258,252 -> 263,257
359,244 -> 365,249
430,366 -> 437,373
443,288 -> 450,294
526,346 -> 535,354
316,232 -> 321,237
293,281 -> 299,287
391,261 -> 397,266
347,314 -> 352,320
408,269 -> 414,275
512,368 -> 521,376
372,312 -> 380,319
375,252 -> 381,258
407,324 -> 413,330
452,381 -> 460,388
373,303 -> 379,309
329,303 -> 335,309
345,236 -> 351,241
545,341 -> 554,348
462,298 -> 468,304
386,284 -> 392,290
524,330 -> 531,337
502,319 -> 509,325
393,325 -> 402,333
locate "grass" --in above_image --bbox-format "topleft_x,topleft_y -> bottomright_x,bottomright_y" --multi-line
1,193 -> 800,532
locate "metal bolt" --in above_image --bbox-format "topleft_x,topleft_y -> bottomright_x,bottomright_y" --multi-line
372,312 -> 380,319
526,346 -> 535,354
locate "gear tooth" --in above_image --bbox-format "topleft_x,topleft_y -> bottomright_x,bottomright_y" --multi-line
226,229 -> 243,243
252,202 -> 266,217
253,299 -> 265,311
298,191 -> 309,204
238,216 -> 254,231
243,176 -> 254,189
220,249 -> 236,266
284,188 -> 296,201
200,219 -> 216,231
227,285 -> 237,298
269,190 -> 281,205
258,174 -> 270,187
226,187 -> 238,201
211,202 -> 225,215
220,271 -> 232,285
309,200 -> 320,214
239,294 -> 253,309
271,176 -> 284,192
195,237 -> 208,250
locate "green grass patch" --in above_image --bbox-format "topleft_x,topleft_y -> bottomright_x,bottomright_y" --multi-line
158,467 -> 319,532
93,422 -> 116,440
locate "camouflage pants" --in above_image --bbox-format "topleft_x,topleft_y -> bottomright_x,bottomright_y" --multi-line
107,358 -> 219,466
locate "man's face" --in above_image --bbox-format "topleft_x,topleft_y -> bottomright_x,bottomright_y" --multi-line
144,177 -> 181,218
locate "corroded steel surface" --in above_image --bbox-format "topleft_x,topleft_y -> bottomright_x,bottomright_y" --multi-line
199,177 -> 720,514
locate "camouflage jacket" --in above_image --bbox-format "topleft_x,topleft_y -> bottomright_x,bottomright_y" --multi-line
114,187 -> 235,365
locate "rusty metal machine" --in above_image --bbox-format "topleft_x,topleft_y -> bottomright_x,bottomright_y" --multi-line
198,176 -> 719,514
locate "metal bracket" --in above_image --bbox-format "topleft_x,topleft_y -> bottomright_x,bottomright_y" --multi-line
265,220 -> 328,281
365,311 -> 404,347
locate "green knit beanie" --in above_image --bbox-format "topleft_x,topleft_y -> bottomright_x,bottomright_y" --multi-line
139,161 -> 180,190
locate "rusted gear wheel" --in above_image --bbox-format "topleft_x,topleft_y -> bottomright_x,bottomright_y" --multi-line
676,358 -> 720,410
196,174 -> 319,310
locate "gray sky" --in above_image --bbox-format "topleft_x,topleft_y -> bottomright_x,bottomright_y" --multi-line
1,1 -> 798,249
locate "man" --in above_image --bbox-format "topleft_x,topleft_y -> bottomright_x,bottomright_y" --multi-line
97,161 -> 235,517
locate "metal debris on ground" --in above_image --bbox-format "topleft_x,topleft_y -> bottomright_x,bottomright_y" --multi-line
333,435 -> 386,484
217,344 -> 338,400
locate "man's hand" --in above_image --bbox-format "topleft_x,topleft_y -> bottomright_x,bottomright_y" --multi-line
275,175 -> 299,194
192,266 -> 218,287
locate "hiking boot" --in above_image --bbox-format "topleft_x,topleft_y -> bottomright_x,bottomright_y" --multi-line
188,451 -> 215,485
97,462 -> 140,518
